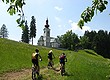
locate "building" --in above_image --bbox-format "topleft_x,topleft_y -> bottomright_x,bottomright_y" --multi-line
37,18 -> 60,48
0,35 -> 2,38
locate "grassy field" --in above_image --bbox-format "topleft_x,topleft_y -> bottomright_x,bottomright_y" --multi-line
0,38 -> 110,80
41,50 -> 110,80
0,38 -> 63,74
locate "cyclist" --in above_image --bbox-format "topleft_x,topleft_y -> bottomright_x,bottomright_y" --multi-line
59,53 -> 67,70
47,50 -> 55,68
32,48 -> 42,75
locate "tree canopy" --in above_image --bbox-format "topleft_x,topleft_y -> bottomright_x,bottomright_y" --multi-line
21,21 -> 29,43
57,29 -> 110,58
2,0 -> 26,29
57,30 -> 79,50
30,16 -> 36,45
78,0 -> 108,29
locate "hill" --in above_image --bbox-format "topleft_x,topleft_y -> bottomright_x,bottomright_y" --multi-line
0,38 -> 110,80
0,38 -> 62,73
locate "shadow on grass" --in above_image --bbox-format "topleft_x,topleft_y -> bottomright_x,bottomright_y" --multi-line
53,68 -> 74,77
85,50 -> 97,56
53,69 -> 74,77
37,74 -> 43,80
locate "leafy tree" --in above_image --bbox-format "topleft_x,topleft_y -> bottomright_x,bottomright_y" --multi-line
58,30 -> 79,50
21,21 -> 29,43
2,0 -> 26,29
78,0 -> 108,28
79,36 -> 90,49
30,16 -> 36,45
93,30 -> 110,58
80,30 -> 110,58
84,30 -> 97,49
0,24 -> 8,38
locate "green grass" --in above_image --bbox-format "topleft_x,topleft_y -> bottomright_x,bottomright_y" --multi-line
0,38 -> 110,80
0,38 -> 62,74
41,50 -> 110,80
65,50 -> 110,80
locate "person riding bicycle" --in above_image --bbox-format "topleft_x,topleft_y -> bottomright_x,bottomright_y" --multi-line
47,50 -> 55,68
59,53 -> 67,70
32,48 -> 42,75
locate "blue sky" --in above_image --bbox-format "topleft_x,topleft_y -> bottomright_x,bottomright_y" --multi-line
0,0 -> 110,45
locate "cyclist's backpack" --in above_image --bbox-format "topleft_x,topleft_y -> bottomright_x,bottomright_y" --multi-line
32,53 -> 39,59
32,53 -> 37,59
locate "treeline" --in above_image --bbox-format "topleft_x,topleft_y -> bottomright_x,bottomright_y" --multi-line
57,30 -> 110,58
0,16 -> 36,45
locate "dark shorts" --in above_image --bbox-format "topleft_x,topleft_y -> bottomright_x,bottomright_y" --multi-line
60,60 -> 65,65
48,57 -> 52,60
32,59 -> 39,66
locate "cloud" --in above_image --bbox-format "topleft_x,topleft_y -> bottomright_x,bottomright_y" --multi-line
68,20 -> 91,36
55,16 -> 61,22
54,6 -> 63,11
58,25 -> 62,28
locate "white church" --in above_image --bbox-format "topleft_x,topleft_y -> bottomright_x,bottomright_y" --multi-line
37,18 -> 60,48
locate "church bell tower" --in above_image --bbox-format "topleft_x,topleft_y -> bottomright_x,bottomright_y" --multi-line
43,18 -> 50,47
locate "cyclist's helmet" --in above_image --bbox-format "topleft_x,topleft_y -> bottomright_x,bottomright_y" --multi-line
35,48 -> 39,52
62,53 -> 65,55
49,50 -> 52,53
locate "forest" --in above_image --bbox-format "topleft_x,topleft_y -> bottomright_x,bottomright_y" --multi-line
58,30 -> 110,58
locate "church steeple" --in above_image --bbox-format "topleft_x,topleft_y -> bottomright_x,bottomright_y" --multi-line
45,18 -> 49,28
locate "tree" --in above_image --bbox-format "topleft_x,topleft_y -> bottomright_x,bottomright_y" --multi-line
30,16 -> 36,45
0,24 -> 8,38
93,30 -> 110,58
78,0 -> 108,29
58,30 -> 79,50
79,36 -> 90,49
21,21 -> 29,43
79,30 -> 110,58
84,30 -> 97,49
1,0 -> 26,29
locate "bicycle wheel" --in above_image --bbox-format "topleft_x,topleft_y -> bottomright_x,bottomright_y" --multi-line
61,68 -> 64,76
51,61 -> 54,66
61,65 -> 65,76
32,67 -> 36,80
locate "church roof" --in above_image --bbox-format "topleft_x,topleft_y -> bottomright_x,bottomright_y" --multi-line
50,37 -> 58,43
38,36 -> 44,41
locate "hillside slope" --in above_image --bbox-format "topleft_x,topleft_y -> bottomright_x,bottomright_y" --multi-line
0,38 -> 62,74
0,38 -> 110,80
35,50 -> 110,80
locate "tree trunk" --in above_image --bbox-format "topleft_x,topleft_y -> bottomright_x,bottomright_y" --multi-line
32,37 -> 33,45
3,33 -> 4,38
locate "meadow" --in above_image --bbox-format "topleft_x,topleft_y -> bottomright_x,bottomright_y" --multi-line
0,38 -> 110,80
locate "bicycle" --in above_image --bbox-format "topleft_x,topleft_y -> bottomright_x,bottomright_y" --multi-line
60,60 -> 67,76
60,64 -> 65,76
32,65 -> 39,80
32,59 -> 42,80
47,59 -> 54,69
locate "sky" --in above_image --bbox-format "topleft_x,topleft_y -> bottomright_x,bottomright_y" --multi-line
0,0 -> 110,45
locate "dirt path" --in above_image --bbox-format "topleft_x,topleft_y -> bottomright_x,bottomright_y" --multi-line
0,66 -> 60,80
0,69 -> 32,80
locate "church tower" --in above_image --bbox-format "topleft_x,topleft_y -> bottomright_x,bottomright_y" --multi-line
43,18 -> 50,47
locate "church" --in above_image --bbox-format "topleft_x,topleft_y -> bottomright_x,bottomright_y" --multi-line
37,18 -> 60,48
